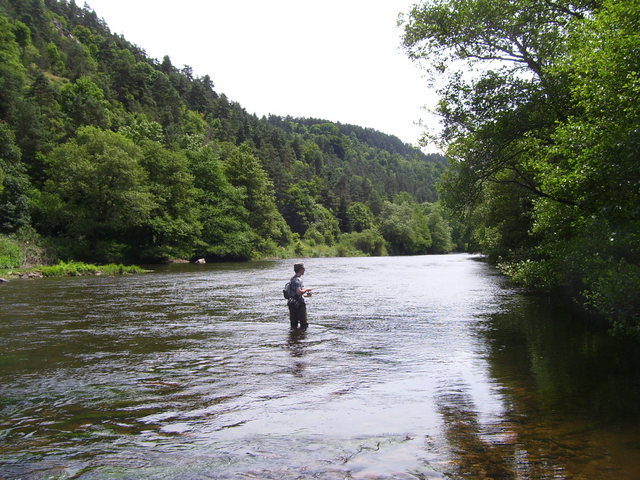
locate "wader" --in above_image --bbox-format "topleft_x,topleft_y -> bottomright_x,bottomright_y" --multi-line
288,296 -> 308,329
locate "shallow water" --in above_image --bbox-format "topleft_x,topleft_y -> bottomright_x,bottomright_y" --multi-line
1,254 -> 639,479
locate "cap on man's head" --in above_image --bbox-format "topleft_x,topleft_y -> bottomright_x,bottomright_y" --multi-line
294,263 -> 305,272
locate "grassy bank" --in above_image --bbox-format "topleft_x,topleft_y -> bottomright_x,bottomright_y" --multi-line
0,261 -> 148,279
1,234 -> 149,280
0,230 -> 385,281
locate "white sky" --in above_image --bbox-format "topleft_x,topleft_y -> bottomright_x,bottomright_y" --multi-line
85,0 -> 439,150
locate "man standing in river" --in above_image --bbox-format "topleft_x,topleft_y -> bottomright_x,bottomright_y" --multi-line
288,263 -> 312,329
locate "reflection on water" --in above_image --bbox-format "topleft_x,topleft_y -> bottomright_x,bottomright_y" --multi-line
286,328 -> 308,377
1,254 -> 639,479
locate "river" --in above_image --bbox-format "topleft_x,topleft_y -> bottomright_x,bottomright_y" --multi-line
1,254 -> 639,479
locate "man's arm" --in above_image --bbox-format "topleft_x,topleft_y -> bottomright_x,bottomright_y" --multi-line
295,279 -> 312,296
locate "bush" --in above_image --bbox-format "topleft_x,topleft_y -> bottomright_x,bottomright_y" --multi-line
497,258 -> 560,290
335,242 -> 364,258
0,236 -> 23,268
583,260 -> 640,336
339,229 -> 387,256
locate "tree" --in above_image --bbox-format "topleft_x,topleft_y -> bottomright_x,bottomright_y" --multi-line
60,77 -> 111,129
403,0 -> 640,330
149,70 -> 183,128
135,140 -> 201,260
401,0 -> 582,252
118,113 -> 164,144
27,71 -> 66,143
346,201 -> 375,233
221,143 -> 291,250
531,0 -> 640,331
281,183 -> 320,236
379,198 -> 432,255
424,203 -> 454,254
187,74 -> 217,113
39,127 -> 154,260
280,180 -> 340,244
0,122 -> 31,233
303,204 -> 340,246
186,145 -> 257,260
402,0 -> 590,208
0,16 -> 27,122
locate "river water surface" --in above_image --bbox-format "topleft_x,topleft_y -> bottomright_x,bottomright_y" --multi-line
1,254 -> 639,479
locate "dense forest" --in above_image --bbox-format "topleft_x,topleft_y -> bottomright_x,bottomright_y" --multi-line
0,0 -> 451,269
402,0 -> 639,333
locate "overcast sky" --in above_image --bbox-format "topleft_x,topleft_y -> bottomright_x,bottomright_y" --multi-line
86,0 -> 439,150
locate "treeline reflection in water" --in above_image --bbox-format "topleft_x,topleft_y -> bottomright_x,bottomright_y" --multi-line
0,254 -> 639,479
437,292 -> 640,479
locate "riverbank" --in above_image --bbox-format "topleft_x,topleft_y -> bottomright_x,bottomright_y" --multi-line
0,241 -> 365,282
0,260 -> 149,281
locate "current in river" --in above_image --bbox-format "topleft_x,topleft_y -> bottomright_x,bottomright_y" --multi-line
1,254 -> 639,479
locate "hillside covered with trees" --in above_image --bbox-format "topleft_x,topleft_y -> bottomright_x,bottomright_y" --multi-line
0,0 -> 452,268
402,0 -> 640,333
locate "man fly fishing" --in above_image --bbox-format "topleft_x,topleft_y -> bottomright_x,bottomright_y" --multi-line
287,263 -> 312,330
